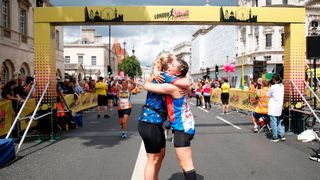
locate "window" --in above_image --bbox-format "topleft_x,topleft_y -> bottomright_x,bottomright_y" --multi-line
255,35 -> 259,49
2,0 -> 9,28
78,56 -> 83,64
283,0 -> 288,4
281,33 -> 284,47
265,33 -> 272,48
91,56 -> 96,65
65,56 -> 70,63
266,0 -> 272,6
56,30 -> 60,49
264,56 -> 271,61
20,9 -> 26,34
20,68 -> 26,76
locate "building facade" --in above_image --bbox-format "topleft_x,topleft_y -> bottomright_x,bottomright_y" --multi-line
190,0 -> 320,88
191,25 -> 238,81
236,0 -> 320,88
0,0 -> 64,83
173,41 -> 192,77
63,28 -> 118,81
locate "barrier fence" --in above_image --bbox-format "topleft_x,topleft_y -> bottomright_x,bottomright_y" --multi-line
210,88 -> 258,112
1,88 -> 307,136
0,93 -> 97,136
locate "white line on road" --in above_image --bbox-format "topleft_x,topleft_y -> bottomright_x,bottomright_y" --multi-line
131,142 -> 147,180
198,107 -> 209,113
216,116 -> 242,130
190,102 -> 209,113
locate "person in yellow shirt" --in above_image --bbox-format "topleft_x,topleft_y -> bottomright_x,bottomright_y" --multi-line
95,77 -> 109,118
220,78 -> 230,114
251,79 -> 270,132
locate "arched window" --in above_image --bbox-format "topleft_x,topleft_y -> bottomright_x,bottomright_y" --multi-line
3,59 -> 15,83
20,62 -> 30,76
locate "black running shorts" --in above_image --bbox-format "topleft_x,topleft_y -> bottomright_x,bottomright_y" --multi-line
98,95 -> 107,106
138,121 -> 165,154
118,108 -> 132,118
221,93 -> 229,105
173,130 -> 194,148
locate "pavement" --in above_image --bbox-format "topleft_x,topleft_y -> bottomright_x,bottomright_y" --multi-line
0,91 -> 319,180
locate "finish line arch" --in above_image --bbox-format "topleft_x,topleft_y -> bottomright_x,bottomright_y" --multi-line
34,6 -> 305,108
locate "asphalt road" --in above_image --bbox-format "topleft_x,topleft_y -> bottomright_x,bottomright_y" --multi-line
0,91 -> 319,180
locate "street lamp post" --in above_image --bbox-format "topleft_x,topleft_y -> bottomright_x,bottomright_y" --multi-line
201,61 -> 205,79
123,41 -> 126,74
108,25 -> 111,78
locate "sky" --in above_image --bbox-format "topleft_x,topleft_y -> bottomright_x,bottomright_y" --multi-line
50,0 -> 238,66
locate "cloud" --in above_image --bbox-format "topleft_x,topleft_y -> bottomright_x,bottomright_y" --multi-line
63,25 -> 197,65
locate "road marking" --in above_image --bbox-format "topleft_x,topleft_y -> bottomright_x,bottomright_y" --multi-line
190,102 -> 209,113
131,142 -> 147,180
216,116 -> 242,130
198,107 -> 209,113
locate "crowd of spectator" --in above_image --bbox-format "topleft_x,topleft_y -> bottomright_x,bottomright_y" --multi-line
0,75 -> 35,113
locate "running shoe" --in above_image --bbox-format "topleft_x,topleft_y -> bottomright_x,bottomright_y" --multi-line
270,138 -> 280,142
279,136 -> 286,141
253,127 -> 259,133
121,133 -> 127,138
104,114 -> 110,118
309,154 -> 320,162
97,114 -> 100,118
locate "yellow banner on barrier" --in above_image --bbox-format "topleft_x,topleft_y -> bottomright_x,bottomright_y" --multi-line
64,93 -> 97,113
211,88 -> 258,112
0,100 -> 15,137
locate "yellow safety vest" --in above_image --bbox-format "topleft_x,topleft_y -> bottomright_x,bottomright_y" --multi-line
255,87 -> 270,114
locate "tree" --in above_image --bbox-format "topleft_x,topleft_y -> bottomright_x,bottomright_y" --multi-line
119,56 -> 142,78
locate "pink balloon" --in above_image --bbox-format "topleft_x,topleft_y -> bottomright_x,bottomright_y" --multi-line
230,64 -> 235,72
224,64 -> 231,72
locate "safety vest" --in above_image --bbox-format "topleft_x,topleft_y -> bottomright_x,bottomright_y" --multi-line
255,87 -> 270,114
57,102 -> 65,117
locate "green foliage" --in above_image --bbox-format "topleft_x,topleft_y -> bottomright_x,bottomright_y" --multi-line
119,56 -> 142,78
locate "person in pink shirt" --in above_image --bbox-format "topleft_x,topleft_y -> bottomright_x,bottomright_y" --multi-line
202,80 -> 212,109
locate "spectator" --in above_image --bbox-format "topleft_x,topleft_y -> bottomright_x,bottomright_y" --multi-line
83,78 -> 90,92
1,80 -> 22,112
75,81 -> 84,95
89,79 -> 96,92
95,77 -> 109,118
220,78 -> 230,114
202,80 -> 212,109
268,74 -> 285,142
14,76 -> 25,100
251,79 -> 270,132
23,76 -> 35,98
195,81 -> 202,106
62,79 -> 70,94
0,81 -> 5,100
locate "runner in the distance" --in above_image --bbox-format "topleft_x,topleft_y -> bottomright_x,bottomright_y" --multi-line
143,58 -> 196,180
138,54 -> 190,180
118,77 -> 136,138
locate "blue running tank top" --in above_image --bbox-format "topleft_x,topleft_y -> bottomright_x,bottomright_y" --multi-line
165,95 -> 195,135
139,72 -> 177,124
